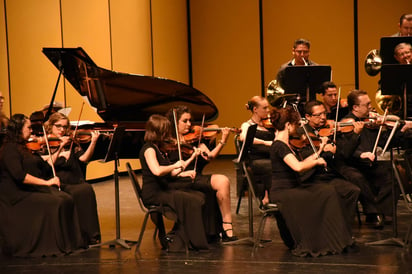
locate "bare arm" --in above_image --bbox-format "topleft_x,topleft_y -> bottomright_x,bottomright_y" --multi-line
283,153 -> 326,173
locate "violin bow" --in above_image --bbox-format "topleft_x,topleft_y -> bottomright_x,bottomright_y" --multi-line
381,120 -> 400,156
372,108 -> 388,155
42,125 -> 60,191
172,109 -> 183,166
69,102 -> 85,152
333,87 -> 341,144
193,114 -> 205,173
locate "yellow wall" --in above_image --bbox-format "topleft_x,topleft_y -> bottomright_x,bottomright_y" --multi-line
0,0 -> 411,178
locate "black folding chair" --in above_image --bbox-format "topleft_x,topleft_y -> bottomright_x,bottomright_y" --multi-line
126,162 -> 177,253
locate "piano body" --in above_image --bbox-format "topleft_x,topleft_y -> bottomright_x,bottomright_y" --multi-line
42,47 -> 218,178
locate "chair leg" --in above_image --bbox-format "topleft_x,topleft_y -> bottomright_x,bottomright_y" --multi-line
252,213 -> 269,256
236,189 -> 244,214
136,212 -> 150,252
356,202 -> 362,226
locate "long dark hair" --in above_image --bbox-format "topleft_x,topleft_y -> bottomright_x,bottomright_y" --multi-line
5,114 -> 28,145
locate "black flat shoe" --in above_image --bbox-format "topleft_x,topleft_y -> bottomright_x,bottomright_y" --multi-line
222,222 -> 238,242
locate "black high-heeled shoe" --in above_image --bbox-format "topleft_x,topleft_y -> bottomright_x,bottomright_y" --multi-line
222,222 -> 238,242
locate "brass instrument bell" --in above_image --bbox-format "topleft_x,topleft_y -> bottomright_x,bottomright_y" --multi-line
365,49 -> 382,76
266,80 -> 299,107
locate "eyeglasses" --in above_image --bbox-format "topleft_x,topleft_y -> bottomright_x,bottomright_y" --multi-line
53,124 -> 68,130
357,102 -> 371,107
311,112 -> 326,117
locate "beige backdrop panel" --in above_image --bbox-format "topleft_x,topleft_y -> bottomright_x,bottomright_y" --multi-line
191,0 -> 261,153
6,0 -> 63,116
151,0 -> 189,82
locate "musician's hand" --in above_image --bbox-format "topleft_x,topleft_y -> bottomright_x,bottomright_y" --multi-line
316,157 -> 327,167
353,121 -> 364,134
360,152 -> 375,162
46,176 -> 61,188
60,136 -> 71,147
180,170 -> 196,179
401,120 -> 412,132
324,143 -> 336,153
173,160 -> 185,171
221,127 -> 230,142
90,130 -> 100,143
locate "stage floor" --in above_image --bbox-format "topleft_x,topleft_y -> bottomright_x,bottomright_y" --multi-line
1,157 -> 412,273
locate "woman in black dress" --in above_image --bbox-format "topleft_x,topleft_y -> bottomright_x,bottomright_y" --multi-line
140,114 -> 209,250
166,106 -> 237,242
44,112 -> 101,245
0,114 -> 85,257
269,107 -> 355,257
240,96 -> 275,205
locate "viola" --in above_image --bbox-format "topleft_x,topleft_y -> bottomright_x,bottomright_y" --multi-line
183,125 -> 241,143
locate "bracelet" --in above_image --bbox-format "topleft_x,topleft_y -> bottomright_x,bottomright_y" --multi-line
219,141 -> 226,146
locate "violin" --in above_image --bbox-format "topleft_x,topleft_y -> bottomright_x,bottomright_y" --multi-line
160,140 -> 196,157
289,132 -> 322,150
26,135 -> 62,152
183,125 -> 241,143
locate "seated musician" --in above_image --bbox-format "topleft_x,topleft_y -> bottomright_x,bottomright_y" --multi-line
319,81 -> 349,121
295,100 -> 360,226
139,114 -> 209,250
269,106 -> 355,257
43,112 -> 101,245
335,89 -> 412,228
0,114 -> 86,257
239,96 -> 275,205
394,42 -> 412,64
165,105 -> 237,242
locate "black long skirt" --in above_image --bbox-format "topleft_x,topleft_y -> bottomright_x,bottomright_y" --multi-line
62,183 -> 101,245
0,188 -> 86,257
270,183 -> 354,257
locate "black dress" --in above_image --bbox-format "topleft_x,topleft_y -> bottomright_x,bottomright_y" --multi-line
53,143 -> 101,245
168,147 -> 222,238
139,143 -> 209,249
269,140 -> 354,257
0,142 -> 86,257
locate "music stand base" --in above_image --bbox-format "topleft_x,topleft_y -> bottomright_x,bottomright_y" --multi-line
365,237 -> 405,247
89,238 -> 137,249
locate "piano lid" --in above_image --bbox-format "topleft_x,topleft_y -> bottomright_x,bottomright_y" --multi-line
42,47 -> 218,123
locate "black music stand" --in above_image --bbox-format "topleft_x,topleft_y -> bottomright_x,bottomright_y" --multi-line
366,148 -> 411,248
90,126 -> 135,249
380,64 -> 412,120
283,65 -> 331,102
380,37 -> 412,64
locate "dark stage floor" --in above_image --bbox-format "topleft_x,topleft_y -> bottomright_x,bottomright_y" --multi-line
1,157 -> 412,273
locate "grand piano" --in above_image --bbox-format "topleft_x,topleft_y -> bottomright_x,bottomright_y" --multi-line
42,47 -> 219,159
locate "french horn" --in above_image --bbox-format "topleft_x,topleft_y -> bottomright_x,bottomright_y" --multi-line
266,80 -> 299,107
375,88 -> 402,115
364,49 -> 382,76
